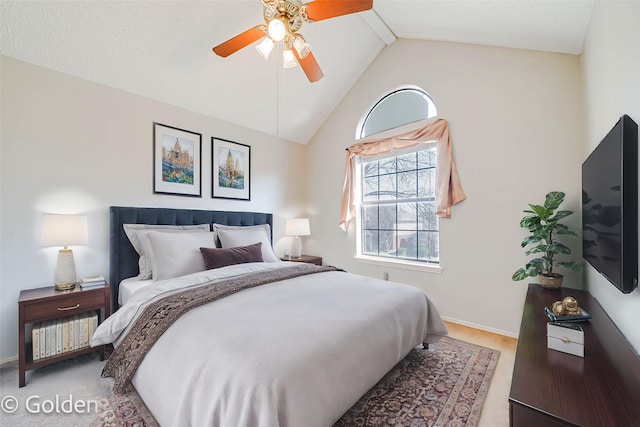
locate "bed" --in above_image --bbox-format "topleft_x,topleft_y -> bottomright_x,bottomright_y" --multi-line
93,206 -> 448,426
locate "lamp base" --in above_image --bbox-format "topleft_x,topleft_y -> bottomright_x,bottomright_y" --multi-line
290,236 -> 302,259
55,282 -> 76,291
54,248 -> 77,291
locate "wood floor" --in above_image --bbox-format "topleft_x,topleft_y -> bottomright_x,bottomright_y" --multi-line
443,320 -> 518,427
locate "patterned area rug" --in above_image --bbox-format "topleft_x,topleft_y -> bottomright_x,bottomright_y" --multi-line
93,336 -> 499,427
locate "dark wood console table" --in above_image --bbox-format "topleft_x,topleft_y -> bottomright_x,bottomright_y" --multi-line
509,284 -> 640,426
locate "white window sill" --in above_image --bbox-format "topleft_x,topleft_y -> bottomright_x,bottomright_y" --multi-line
354,255 -> 443,274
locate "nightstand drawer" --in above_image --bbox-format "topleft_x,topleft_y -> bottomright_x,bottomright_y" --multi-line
23,292 -> 104,321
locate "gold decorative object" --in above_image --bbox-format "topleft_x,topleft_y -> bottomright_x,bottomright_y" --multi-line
550,296 -> 583,317
551,301 -> 566,316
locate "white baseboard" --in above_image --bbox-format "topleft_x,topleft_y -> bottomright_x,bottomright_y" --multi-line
442,316 -> 519,339
0,355 -> 18,366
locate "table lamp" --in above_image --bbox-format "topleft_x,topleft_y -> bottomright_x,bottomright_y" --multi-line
41,214 -> 88,290
285,218 -> 310,259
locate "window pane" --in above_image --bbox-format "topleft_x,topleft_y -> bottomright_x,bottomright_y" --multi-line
363,160 -> 378,177
379,230 -> 396,256
379,174 -> 396,200
418,148 -> 437,168
418,202 -> 438,231
363,230 -> 378,255
397,171 -> 417,199
397,152 -> 417,172
379,157 -> 396,175
397,231 -> 417,259
418,231 -> 439,262
363,205 -> 378,229
417,169 -> 434,198
360,89 -> 434,138
379,204 -> 396,229
397,202 -> 417,230
363,176 -> 378,201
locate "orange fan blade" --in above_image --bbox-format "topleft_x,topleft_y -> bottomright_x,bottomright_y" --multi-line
304,0 -> 373,22
294,50 -> 324,82
212,27 -> 265,58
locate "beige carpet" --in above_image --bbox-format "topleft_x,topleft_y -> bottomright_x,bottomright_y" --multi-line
1,336 -> 501,426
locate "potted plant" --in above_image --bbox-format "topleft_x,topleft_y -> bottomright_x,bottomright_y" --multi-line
512,191 -> 582,288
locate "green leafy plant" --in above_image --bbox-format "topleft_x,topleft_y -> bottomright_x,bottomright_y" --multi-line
512,191 -> 582,281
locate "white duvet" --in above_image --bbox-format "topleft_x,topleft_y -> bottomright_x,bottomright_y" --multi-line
92,262 -> 447,427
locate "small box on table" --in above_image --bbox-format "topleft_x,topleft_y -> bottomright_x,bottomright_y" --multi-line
547,322 -> 584,357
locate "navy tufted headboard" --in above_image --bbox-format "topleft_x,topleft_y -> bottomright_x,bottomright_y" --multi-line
109,206 -> 273,310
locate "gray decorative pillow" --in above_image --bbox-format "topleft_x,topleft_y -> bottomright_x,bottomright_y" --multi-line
200,242 -> 263,270
123,224 -> 210,279
145,231 -> 216,281
213,223 -> 279,262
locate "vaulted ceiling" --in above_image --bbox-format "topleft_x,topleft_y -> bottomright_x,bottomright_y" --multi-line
1,0 -> 594,144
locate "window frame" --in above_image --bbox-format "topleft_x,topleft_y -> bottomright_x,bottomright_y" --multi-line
354,145 -> 443,273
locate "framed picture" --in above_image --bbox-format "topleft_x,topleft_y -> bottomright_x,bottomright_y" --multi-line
212,137 -> 251,200
153,122 -> 202,197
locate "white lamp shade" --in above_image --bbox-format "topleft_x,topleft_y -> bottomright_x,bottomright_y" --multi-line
285,218 -> 310,237
283,49 -> 297,68
41,214 -> 88,247
255,37 -> 275,60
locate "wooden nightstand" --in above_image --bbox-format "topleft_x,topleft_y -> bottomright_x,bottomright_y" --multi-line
18,284 -> 111,387
280,255 -> 323,266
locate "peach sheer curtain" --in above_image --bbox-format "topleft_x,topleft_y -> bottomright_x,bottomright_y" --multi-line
339,118 -> 466,231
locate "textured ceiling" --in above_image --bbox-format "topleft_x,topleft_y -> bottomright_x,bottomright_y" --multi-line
0,0 -> 594,145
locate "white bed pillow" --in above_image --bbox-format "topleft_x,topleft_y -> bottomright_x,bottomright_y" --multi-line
213,223 -> 280,263
123,224 -> 210,279
145,231 -> 216,281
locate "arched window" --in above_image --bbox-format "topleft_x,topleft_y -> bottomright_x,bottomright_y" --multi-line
354,86 -> 440,267
356,86 -> 437,140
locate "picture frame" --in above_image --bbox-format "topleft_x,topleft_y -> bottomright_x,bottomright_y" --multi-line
212,137 -> 251,200
153,122 -> 202,197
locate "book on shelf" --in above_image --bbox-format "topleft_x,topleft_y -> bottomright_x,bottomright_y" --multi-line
30,311 -> 99,360
32,326 -> 40,361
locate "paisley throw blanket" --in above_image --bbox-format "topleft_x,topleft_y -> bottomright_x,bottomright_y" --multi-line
102,263 -> 340,394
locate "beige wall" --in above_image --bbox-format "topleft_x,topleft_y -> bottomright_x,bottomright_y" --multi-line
306,39 -> 584,337
581,0 -> 640,353
0,56 -> 308,360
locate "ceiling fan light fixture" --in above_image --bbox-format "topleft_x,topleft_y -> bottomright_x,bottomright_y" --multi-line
293,34 -> 311,59
268,17 -> 287,41
256,37 -> 275,60
283,49 -> 297,68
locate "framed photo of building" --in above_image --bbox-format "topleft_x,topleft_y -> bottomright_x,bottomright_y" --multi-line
212,137 -> 250,200
153,122 -> 202,197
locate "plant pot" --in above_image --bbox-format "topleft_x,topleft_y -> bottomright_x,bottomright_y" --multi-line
539,274 -> 563,289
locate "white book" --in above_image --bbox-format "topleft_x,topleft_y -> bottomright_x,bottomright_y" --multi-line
74,314 -> 81,349
89,312 -> 98,341
32,323 -> 40,361
62,317 -> 70,353
69,315 -> 75,351
80,281 -> 105,289
82,275 -> 105,283
82,313 -> 90,347
39,322 -> 46,359
56,318 -> 63,355
50,319 -> 57,356
44,320 -> 51,358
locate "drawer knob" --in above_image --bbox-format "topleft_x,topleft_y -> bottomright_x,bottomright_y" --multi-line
57,303 -> 80,311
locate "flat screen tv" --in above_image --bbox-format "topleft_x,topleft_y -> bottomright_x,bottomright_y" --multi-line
582,114 -> 638,294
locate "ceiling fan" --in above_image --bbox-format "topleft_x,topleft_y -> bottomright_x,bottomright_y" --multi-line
212,0 -> 373,83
